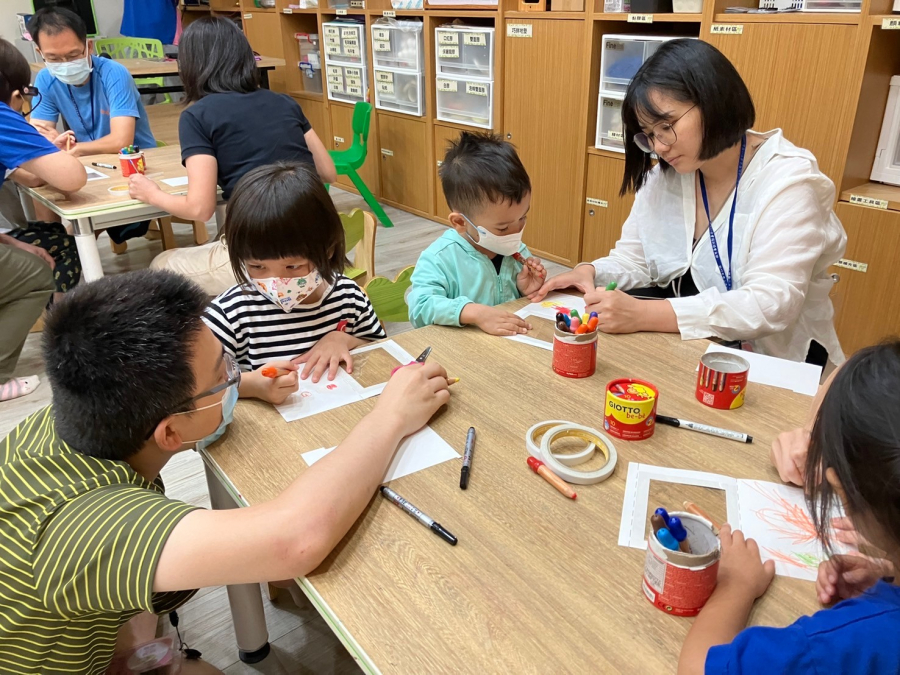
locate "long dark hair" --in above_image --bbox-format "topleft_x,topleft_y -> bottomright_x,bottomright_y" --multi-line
179,16 -> 258,104
805,340 -> 900,555
620,39 -> 755,195
225,162 -> 345,286
0,38 -> 32,106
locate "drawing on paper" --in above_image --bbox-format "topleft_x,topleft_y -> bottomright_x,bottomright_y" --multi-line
506,293 -> 586,351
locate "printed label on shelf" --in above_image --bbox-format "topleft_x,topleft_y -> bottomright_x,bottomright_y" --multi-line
711,24 -> 743,34
602,98 -> 617,108
336,8 -> 348,14
345,45 -> 361,57
464,32 -> 487,46
327,65 -> 343,76
283,7 -> 293,13
325,26 -> 340,36
343,37 -> 359,47
346,76 -> 362,88
334,136 -> 345,143
326,35 -> 340,45
376,71 -> 394,83
345,67 -> 362,78
437,78 -> 458,92
439,46 -> 460,59
627,13 -> 653,22
374,28 -> 390,41
347,85 -> 362,96
377,81 -> 395,94
882,17 -> 900,29
507,23 -> 533,38
608,130 -> 623,140
586,198 -> 608,208
605,40 -> 625,50
383,10 -> 396,16
437,31 -> 459,45
326,44 -> 342,55
341,27 -> 358,38
328,74 -> 344,85
328,82 -> 343,93
466,82 -> 488,96
835,258 -> 868,273
849,194 -> 889,209
374,40 -> 391,51
350,0 -> 365,7
381,148 -> 394,156
243,12 -> 252,18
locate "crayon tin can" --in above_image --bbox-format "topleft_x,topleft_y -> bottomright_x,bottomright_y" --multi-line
696,353 -> 750,410
604,378 -> 658,441
642,512 -> 720,617
552,327 -> 597,379
119,151 -> 146,178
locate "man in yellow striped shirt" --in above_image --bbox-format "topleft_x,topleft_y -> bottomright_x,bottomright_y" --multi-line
0,269 -> 451,674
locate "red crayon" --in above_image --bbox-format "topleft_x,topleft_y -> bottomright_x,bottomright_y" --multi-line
261,366 -> 292,379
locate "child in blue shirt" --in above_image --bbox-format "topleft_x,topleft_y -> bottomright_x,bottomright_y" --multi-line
679,340 -> 900,675
408,132 -> 546,336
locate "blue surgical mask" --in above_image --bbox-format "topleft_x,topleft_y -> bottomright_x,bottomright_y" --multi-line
45,54 -> 92,86
194,382 -> 239,451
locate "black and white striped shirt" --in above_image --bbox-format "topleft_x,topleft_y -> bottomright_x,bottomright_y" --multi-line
204,276 -> 386,369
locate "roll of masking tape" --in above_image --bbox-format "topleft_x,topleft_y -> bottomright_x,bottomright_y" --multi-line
526,421 -> 618,485
526,420 -> 596,466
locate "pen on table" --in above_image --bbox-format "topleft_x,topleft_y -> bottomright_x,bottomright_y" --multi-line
92,162 -> 117,170
605,281 -> 617,291
683,501 -> 721,535
656,415 -> 753,444
460,427 -> 475,490
379,486 -> 458,546
527,457 -> 576,500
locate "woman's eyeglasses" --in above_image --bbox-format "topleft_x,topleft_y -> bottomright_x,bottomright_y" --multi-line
633,105 -> 696,154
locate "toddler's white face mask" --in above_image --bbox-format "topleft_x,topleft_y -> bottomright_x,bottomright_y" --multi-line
461,214 -> 525,257
250,270 -> 323,312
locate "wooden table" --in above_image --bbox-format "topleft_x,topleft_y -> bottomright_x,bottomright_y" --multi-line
17,146 -> 220,282
202,307 -> 821,672
31,56 -> 285,93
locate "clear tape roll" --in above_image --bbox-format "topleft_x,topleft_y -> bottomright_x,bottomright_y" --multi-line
525,421 -> 618,485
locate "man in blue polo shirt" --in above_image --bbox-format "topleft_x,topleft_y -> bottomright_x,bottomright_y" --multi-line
28,7 -> 156,246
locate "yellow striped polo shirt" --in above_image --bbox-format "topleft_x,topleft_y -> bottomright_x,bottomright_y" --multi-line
0,406 -> 199,675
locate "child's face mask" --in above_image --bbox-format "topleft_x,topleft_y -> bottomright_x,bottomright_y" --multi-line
460,213 -> 526,257
250,270 -> 323,312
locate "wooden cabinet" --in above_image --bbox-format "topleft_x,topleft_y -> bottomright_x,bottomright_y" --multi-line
830,203 -> 900,356
503,19 -> 588,266
581,153 -> 634,262
293,96 -> 328,143
707,23 -> 858,187
433,124 -> 461,220
242,12 -> 286,93
330,103 -> 379,195
378,114 -> 430,214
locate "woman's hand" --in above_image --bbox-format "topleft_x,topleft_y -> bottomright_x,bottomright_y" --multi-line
128,174 -> 163,205
529,265 -> 596,302
516,256 -> 546,296
294,331 -> 361,383
375,361 -> 451,439
583,288 -> 646,334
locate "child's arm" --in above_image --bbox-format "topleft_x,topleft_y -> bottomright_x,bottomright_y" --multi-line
678,525 -> 775,675
407,255 -> 474,329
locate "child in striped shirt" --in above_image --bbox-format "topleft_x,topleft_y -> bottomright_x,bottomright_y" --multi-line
203,162 -> 386,405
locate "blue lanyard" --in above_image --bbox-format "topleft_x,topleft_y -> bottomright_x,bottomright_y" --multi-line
65,75 -> 95,142
698,135 -> 746,292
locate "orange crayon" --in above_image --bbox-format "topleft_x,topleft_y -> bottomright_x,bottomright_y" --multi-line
261,366 -> 292,379
527,457 -> 576,500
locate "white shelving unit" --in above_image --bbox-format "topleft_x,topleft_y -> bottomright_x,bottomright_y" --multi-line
323,20 -> 368,104
372,19 -> 425,117
434,25 -> 495,130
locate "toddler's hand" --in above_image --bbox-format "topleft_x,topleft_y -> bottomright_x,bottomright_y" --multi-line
716,524 -> 775,601
516,256 -> 546,296
816,553 -> 892,605
249,361 -> 298,404
466,304 -> 531,337
294,331 -> 358,383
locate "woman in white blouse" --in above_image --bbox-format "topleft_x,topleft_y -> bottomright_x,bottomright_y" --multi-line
534,39 -> 846,366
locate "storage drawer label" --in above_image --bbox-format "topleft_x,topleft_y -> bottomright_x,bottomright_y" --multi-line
343,37 -> 359,47
464,32 -> 487,46
350,0 -> 365,7
328,74 -> 344,85
345,67 -> 362,78
347,85 -> 362,96
334,136 -> 345,143
507,23 -> 533,37
345,45 -> 361,57
374,40 -> 391,52
437,78 -> 458,92
466,82 -> 488,96
586,198 -> 608,208
835,258 -> 868,273
326,44 -> 342,55
243,12 -> 252,18
328,82 -> 343,93
325,26 -> 340,36
374,28 -> 390,41
608,130 -> 623,140
381,148 -> 394,156
341,27 -> 358,38
383,9 -> 396,16
602,98 -> 620,109
439,46 -> 460,59
605,40 -> 625,50
376,70 -> 394,83
849,194 -> 889,209
711,23 -> 743,34
377,81 -> 395,94
327,65 -> 343,76
882,17 -> 900,29
437,31 -> 459,45
336,8 -> 348,14
326,35 -> 340,45
627,13 -> 653,22
346,76 -> 362,87
283,7 -> 293,13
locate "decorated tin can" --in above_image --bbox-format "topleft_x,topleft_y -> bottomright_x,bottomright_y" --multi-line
604,378 -> 658,441
696,352 -> 750,410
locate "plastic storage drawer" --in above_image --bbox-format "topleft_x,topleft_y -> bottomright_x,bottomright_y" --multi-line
599,35 -> 665,94
374,70 -> 424,116
372,21 -> 424,71
326,64 -> 367,104
435,26 -> 494,80
323,22 -> 366,65
436,77 -> 492,129
595,93 -> 625,153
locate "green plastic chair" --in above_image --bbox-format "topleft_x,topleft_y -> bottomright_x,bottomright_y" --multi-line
94,37 -> 173,104
329,102 -> 394,228
340,208 -> 376,286
364,266 -> 414,324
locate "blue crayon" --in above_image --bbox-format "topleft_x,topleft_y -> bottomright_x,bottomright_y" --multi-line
668,516 -> 688,542
656,528 -> 680,551
654,507 -> 669,523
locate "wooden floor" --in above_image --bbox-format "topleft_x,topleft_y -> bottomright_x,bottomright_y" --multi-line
0,187 -> 569,673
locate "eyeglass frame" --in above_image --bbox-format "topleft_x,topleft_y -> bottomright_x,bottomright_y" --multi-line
632,104 -> 697,154
143,351 -> 241,440
38,42 -> 91,64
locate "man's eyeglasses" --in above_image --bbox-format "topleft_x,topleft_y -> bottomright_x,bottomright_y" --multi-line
633,105 -> 696,154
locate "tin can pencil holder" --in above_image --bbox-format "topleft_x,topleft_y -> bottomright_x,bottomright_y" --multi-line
604,378 -> 658,441
696,352 -> 750,410
552,326 -> 597,378
642,512 -> 720,617
119,151 -> 146,178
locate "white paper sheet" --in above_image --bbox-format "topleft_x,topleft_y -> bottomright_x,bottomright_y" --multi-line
161,176 -> 190,187
85,167 -> 109,181
301,426 -> 460,482
701,344 -> 822,397
506,292 -> 585,351
619,463 -> 854,582
274,340 -> 414,422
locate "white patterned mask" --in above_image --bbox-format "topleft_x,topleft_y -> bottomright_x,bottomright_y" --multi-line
251,270 -> 323,312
